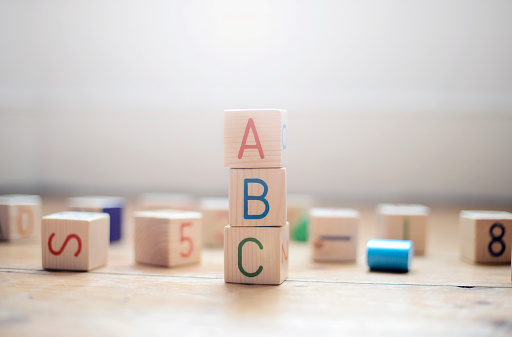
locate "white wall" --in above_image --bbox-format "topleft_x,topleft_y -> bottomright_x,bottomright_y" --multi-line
1,1 -> 511,203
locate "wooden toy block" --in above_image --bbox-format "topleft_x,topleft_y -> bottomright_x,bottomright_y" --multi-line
0,194 -> 42,241
200,198 -> 229,248
288,194 -> 314,241
310,208 -> 359,262
224,223 -> 289,285
42,212 -> 109,271
138,192 -> 196,211
135,210 -> 202,267
459,210 -> 512,264
229,168 -> 286,227
68,196 -> 125,242
224,109 -> 287,168
376,203 -> 429,255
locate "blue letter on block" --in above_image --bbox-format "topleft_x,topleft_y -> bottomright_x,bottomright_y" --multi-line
244,179 -> 269,219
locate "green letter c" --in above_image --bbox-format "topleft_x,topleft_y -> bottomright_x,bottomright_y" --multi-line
238,238 -> 263,277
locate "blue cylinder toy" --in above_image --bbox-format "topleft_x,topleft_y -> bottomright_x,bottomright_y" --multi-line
367,239 -> 414,272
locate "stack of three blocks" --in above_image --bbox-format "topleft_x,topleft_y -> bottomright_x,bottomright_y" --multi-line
224,109 -> 289,285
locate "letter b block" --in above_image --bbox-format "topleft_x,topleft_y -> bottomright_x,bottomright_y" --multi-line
459,211 -> 512,264
42,212 -> 110,271
229,168 -> 286,227
224,223 -> 289,285
135,210 -> 202,267
224,109 -> 287,168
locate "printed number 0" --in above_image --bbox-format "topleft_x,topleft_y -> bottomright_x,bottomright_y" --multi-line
488,223 -> 505,257
180,222 -> 194,258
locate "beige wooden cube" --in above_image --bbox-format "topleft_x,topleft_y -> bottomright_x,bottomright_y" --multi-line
459,210 -> 512,264
42,212 -> 109,271
137,192 -> 196,211
68,196 -> 125,242
376,204 -> 429,255
229,168 -> 286,227
135,210 -> 202,267
224,223 -> 289,285
201,198 -> 229,248
288,194 -> 314,241
0,195 -> 42,241
224,109 -> 287,168
310,208 -> 359,262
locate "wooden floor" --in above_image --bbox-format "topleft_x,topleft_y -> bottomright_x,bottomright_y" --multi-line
1,198 -> 511,336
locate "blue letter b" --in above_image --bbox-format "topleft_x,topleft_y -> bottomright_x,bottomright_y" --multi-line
244,178 -> 269,219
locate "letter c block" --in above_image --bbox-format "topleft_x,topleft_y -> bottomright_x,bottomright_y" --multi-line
224,223 -> 289,285
42,212 -> 110,271
229,168 -> 287,227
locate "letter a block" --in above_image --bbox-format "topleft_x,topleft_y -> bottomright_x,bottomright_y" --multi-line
0,195 -> 42,241
68,196 -> 125,242
224,109 -> 287,168
459,211 -> 512,264
135,210 -> 202,267
42,212 -> 110,271
310,208 -> 359,262
376,204 -> 429,255
224,223 -> 289,285
229,168 -> 286,227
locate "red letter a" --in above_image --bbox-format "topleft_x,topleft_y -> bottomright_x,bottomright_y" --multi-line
238,118 -> 264,159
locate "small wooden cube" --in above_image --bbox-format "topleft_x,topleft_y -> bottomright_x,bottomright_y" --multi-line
0,194 -> 42,241
288,194 -> 314,241
42,212 -> 110,271
376,204 -> 429,255
224,109 -> 287,168
310,208 -> 359,262
138,192 -> 196,210
68,196 -> 125,242
224,223 -> 289,285
200,198 -> 229,248
459,210 -> 512,264
229,168 -> 286,227
135,210 -> 202,267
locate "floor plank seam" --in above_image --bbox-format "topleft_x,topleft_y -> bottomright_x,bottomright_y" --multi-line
2,268 -> 511,289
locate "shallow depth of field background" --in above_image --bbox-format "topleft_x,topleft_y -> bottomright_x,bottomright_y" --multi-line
1,0 -> 511,205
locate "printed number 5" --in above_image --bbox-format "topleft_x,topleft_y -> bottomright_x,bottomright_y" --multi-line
180,222 -> 194,258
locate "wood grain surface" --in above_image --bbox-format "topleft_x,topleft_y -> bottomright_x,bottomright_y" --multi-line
1,198 -> 511,336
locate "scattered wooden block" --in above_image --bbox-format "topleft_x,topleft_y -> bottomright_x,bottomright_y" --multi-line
224,109 -> 287,168
229,168 -> 286,227
68,196 -> 125,242
0,194 -> 42,241
367,239 -> 413,272
138,192 -> 196,211
310,208 -> 359,262
459,210 -> 512,264
376,204 -> 429,255
135,210 -> 202,267
288,194 -> 314,242
42,212 -> 109,271
224,223 -> 289,285
200,198 -> 229,248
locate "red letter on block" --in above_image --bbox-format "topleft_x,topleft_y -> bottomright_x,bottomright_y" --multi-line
238,118 -> 264,159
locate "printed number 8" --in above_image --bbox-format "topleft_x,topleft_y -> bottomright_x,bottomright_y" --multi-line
488,223 -> 505,257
